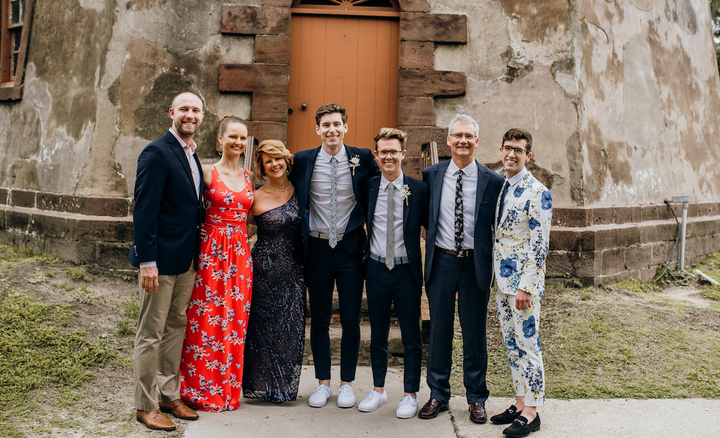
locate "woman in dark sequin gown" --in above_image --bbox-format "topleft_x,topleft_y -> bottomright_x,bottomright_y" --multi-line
243,140 -> 305,403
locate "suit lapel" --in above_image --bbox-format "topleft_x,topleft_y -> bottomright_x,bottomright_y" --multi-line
430,161 -> 449,227
402,175 -> 410,225
473,160 -> 490,223
168,132 -> 196,196
367,177 -> 380,242
345,145 -> 360,199
304,147 -> 321,205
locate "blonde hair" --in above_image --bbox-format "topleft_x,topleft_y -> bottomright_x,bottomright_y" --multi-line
254,140 -> 293,179
374,127 -> 408,151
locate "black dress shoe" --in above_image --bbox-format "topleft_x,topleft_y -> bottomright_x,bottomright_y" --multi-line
468,402 -> 487,424
418,398 -> 448,419
490,405 -> 521,424
503,414 -> 541,437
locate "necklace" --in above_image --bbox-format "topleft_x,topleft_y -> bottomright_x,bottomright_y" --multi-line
267,181 -> 292,192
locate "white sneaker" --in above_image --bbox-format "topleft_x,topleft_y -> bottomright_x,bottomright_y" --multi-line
308,384 -> 332,408
358,390 -> 388,412
396,395 -> 419,419
337,384 -> 356,408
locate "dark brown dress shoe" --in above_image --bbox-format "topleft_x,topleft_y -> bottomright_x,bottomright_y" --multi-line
469,402 -> 487,424
159,399 -> 199,420
418,398 -> 449,419
136,409 -> 176,431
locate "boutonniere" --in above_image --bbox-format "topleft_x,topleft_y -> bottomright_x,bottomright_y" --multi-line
400,184 -> 411,206
349,155 -> 360,176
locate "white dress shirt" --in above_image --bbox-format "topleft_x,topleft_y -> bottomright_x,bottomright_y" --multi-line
500,167 -> 528,217
309,146 -> 356,235
370,173 -> 407,258
436,160 -> 478,251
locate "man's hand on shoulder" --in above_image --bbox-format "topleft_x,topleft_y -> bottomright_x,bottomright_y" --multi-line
515,289 -> 531,311
140,266 -> 159,294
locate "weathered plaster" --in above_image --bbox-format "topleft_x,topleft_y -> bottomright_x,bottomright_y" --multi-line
578,0 -> 720,205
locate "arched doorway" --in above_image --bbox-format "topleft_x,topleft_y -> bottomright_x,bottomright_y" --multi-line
287,0 -> 400,153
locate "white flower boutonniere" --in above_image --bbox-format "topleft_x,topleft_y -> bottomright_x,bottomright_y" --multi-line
400,184 -> 411,206
349,155 -> 360,176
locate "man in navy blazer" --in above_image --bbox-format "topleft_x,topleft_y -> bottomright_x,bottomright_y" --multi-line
418,114 -> 504,424
289,104 -> 380,409
128,92 -> 205,430
357,128 -> 428,418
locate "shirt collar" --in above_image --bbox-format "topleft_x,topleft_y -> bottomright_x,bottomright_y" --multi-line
380,172 -> 404,191
168,128 -> 197,153
447,159 -> 477,177
319,145 -> 347,163
506,167 -> 528,187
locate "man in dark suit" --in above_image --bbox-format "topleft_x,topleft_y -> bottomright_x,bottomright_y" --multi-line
418,114 -> 504,424
289,103 -> 380,409
129,92 -> 204,430
357,128 -> 428,418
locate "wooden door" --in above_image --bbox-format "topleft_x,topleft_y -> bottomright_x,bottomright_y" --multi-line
287,14 -> 399,153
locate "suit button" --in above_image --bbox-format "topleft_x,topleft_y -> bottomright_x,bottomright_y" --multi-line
496,239 -> 499,243
197,225 -> 200,229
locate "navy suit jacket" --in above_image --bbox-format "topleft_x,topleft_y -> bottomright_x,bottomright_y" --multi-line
422,159 -> 504,289
362,174 -> 428,288
289,145 -> 380,257
128,130 -> 204,275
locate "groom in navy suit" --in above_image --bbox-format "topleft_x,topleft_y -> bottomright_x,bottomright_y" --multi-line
129,92 -> 204,430
289,103 -> 379,409
418,114 -> 504,424
357,127 -> 428,418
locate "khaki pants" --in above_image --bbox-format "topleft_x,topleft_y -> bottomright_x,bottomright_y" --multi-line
134,266 -> 195,411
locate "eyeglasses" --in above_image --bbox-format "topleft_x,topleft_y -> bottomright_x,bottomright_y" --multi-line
451,133 -> 476,141
376,150 -> 402,158
502,145 -> 527,155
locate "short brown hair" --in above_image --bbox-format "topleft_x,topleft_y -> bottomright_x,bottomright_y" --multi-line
217,114 -> 248,147
254,140 -> 293,179
315,103 -> 348,125
374,127 -> 408,151
502,128 -> 533,153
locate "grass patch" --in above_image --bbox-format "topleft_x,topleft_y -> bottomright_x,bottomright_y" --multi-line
602,278 -> 659,293
0,244 -> 59,269
117,298 -> 140,337
57,283 -> 101,304
67,265 -> 92,283
121,274 -> 135,283
0,292 -> 116,432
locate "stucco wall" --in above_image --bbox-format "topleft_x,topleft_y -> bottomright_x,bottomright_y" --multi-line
0,0 -> 256,198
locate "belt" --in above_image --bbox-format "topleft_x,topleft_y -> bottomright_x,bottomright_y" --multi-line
309,230 -> 343,241
436,246 -> 474,258
369,252 -> 409,265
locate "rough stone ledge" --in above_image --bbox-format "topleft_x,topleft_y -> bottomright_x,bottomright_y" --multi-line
0,188 -> 132,217
552,202 -> 720,227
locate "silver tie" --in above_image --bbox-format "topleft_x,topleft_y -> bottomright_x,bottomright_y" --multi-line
386,184 -> 395,270
329,157 -> 338,248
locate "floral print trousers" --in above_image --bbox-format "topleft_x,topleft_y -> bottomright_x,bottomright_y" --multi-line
496,291 -> 545,406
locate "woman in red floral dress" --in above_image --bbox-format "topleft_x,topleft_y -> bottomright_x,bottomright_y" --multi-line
180,115 -> 254,412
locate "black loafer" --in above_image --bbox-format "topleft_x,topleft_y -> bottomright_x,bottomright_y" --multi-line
491,405 -> 521,424
503,414 -> 541,437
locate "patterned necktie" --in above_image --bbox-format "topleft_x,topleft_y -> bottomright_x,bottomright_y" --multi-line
497,181 -> 510,227
454,170 -> 464,254
386,184 -> 395,270
329,157 -> 338,248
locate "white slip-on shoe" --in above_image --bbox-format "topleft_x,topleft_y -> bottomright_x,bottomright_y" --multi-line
357,390 -> 388,412
396,395 -> 419,419
337,384 -> 356,408
308,384 -> 332,408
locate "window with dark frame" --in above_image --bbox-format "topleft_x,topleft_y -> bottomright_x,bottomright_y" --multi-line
1,0 -> 33,100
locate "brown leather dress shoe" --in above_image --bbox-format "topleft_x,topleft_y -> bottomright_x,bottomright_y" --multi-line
469,402 -> 487,424
159,399 -> 199,420
418,398 -> 449,419
136,409 -> 176,431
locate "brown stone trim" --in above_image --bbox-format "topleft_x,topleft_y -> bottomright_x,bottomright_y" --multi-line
264,0 -> 293,7
398,69 -> 466,97
248,121 -> 288,144
2,189 -> 131,217
398,96 -> 434,126
255,35 -> 291,64
251,93 -> 289,122
1,205 -> 133,241
222,5 -> 292,36
399,41 -> 434,69
219,64 -> 290,93
551,203 -> 720,227
399,13 -> 467,43
398,0 -> 429,12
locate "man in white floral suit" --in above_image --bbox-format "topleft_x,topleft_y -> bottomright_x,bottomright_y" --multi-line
491,128 -> 552,438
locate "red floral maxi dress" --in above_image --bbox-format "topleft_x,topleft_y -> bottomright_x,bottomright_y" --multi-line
180,165 -> 253,412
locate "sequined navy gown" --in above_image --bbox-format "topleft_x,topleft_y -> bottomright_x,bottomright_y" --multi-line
243,191 -> 305,402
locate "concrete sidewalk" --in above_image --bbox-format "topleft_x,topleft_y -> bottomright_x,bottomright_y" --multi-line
184,366 -> 720,438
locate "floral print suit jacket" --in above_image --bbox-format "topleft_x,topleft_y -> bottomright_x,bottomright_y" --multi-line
493,172 -> 552,297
